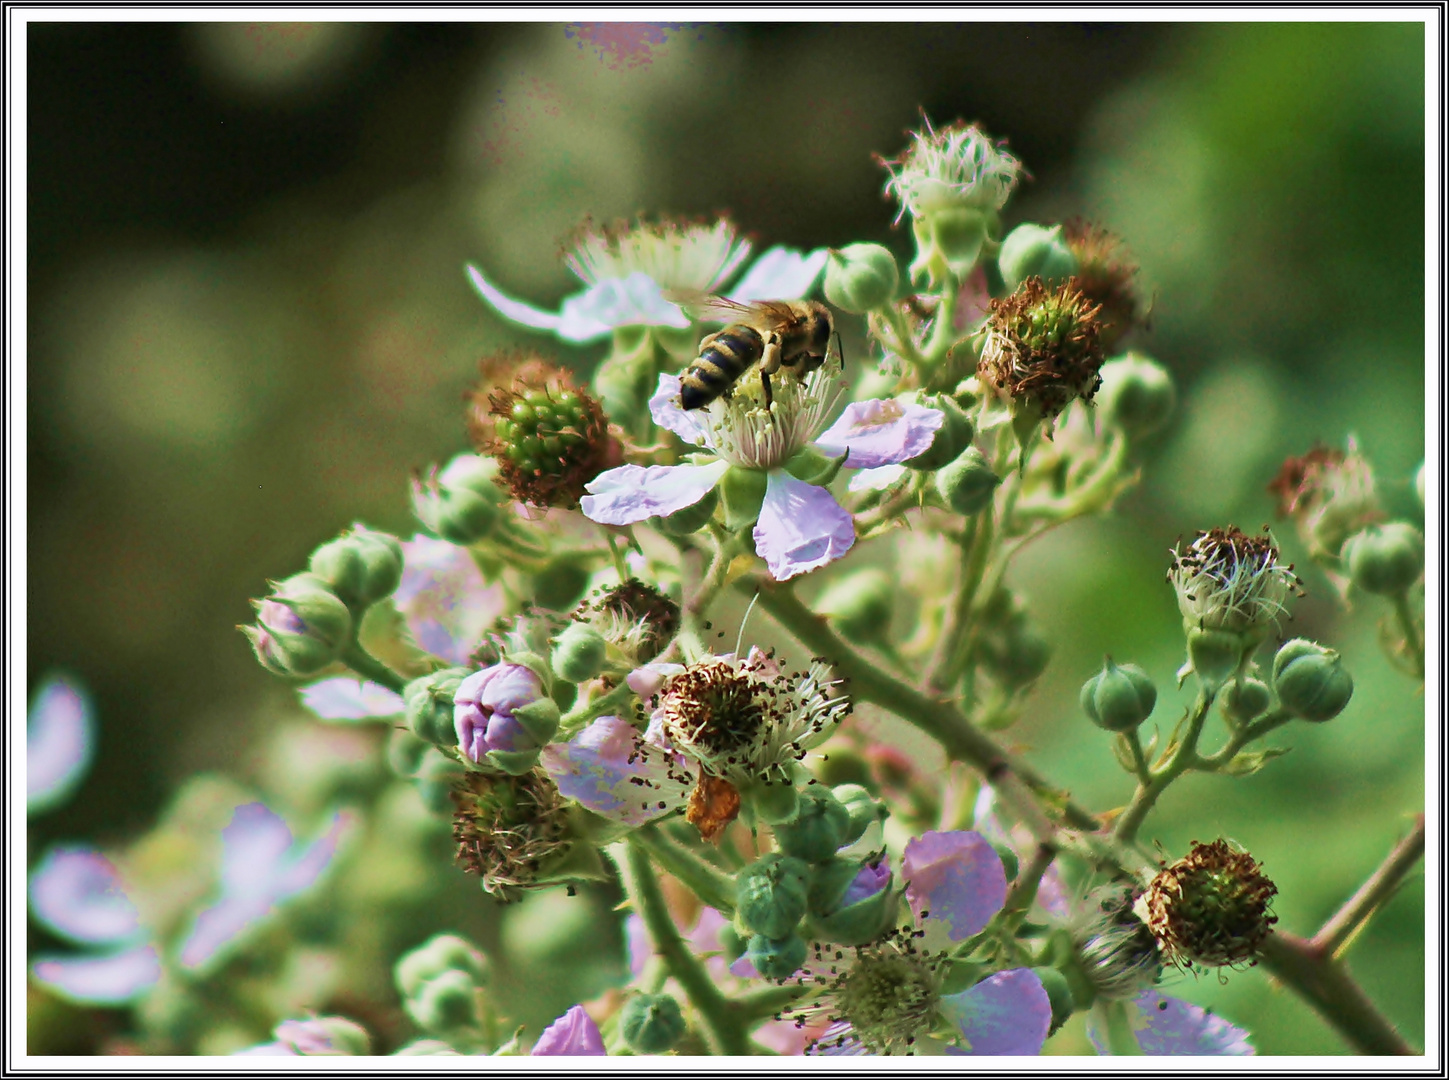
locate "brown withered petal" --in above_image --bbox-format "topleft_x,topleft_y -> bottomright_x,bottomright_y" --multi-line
686,768 -> 741,843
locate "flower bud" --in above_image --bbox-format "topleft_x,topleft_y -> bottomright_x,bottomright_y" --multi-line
1096,353 -> 1175,441
620,993 -> 687,1054
773,785 -> 852,863
824,243 -> 900,314
550,623 -> 608,684
404,668 -> 471,748
1183,627 -> 1248,692
935,446 -> 1001,516
998,223 -> 1078,291
404,968 -> 482,1034
735,853 -> 810,939
653,486 -> 717,536
814,569 -> 895,646
386,727 -> 432,778
743,779 -> 800,826
244,573 -> 352,677
718,466 -> 769,531
1342,522 -> 1424,595
531,561 -> 592,611
1271,639 -> 1353,723
1080,659 -> 1156,733
1220,676 -> 1272,724
1031,965 -> 1076,1036
746,931 -> 808,981
831,783 -> 886,847
412,455 -> 506,545
1144,839 -> 1277,969
272,1016 -> 371,1056
308,526 -> 404,612
978,616 -> 1051,690
805,856 -> 896,946
902,392 -> 974,470
453,663 -> 554,773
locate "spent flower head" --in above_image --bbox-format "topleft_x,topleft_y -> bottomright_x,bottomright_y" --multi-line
1071,886 -> 1162,1001
468,354 -> 621,510
979,277 -> 1106,423
1062,220 -> 1143,352
450,769 -> 572,901
1144,839 -> 1278,971
573,578 -> 681,665
1168,526 -> 1302,636
1267,439 -> 1381,559
882,117 -> 1023,223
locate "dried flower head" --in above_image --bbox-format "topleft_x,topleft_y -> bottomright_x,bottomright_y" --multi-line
1062,220 -> 1143,351
1144,840 -> 1278,970
575,579 -> 681,665
979,277 -> 1106,420
563,215 -> 751,293
450,768 -> 571,901
881,118 -> 1024,223
655,649 -> 851,789
1267,440 -> 1381,559
1071,886 -> 1162,1000
1168,526 -> 1303,635
468,354 -> 622,509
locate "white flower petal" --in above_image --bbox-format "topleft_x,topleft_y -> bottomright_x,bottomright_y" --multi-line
562,272 -> 690,333
466,263 -> 575,335
31,945 -> 161,1005
395,535 -> 506,666
580,461 -> 728,526
28,847 -> 145,946
847,463 -> 907,493
648,374 -> 712,446
27,675 -> 95,813
753,471 -> 855,581
815,399 -> 944,469
298,678 -> 405,721
728,247 -> 830,302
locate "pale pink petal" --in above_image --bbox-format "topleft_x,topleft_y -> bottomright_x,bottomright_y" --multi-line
31,945 -> 161,1005
1084,991 -> 1255,1055
902,830 -> 1007,941
753,472 -> 855,581
581,461 -> 728,526
27,675 -> 94,812
28,847 -> 143,946
728,247 -> 829,303
847,464 -> 907,493
561,272 -> 690,332
395,535 -> 505,666
940,968 -> 1051,1055
532,1005 -> 606,1055
299,678 -> 405,720
815,399 -> 944,469
540,716 -> 691,825
626,662 -> 684,699
648,373 -> 713,446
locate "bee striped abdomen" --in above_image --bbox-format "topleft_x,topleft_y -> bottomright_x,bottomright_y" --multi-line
680,324 -> 765,410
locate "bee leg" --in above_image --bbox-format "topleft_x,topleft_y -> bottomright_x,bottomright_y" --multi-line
761,370 -> 774,410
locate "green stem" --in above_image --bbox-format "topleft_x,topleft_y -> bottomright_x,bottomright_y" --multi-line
623,841 -> 749,1055
732,983 -> 810,1022
1312,815 -> 1425,958
684,528 -> 738,639
559,679 -> 638,736
1198,708 -> 1291,770
1391,591 -> 1424,678
1001,839 -> 1057,916
1124,729 -> 1151,784
1257,932 -> 1416,1055
879,305 -> 930,372
920,274 -> 959,368
630,824 -> 738,916
1095,1000 -> 1143,1055
1112,687 -> 1215,844
747,578 -> 1099,833
340,641 -> 407,695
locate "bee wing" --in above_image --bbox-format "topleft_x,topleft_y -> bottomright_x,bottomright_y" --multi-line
662,289 -> 793,330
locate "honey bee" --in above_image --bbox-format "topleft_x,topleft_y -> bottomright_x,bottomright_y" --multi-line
665,293 -> 840,410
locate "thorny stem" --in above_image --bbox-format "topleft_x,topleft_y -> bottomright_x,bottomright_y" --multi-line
623,840 -> 749,1055
1112,687 -> 1215,845
1257,932 -> 1417,1055
340,640 -> 407,695
1001,839 -> 1058,916
559,679 -> 638,737
1312,815 -> 1426,958
1391,590 -> 1424,679
630,824 -> 738,917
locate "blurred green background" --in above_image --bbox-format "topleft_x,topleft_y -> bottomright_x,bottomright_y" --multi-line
27,21 -> 1426,1055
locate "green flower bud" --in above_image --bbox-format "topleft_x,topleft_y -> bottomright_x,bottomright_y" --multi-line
903,392 -> 974,470
804,856 -> 896,946
404,668 -> 470,748
831,783 -> 886,847
550,623 -> 608,684
746,931 -> 808,981
620,993 -> 687,1054
814,569 -> 895,646
935,446 -> 1001,516
1220,676 -> 1272,724
743,780 -> 800,826
1032,965 -> 1076,1036
531,561 -> 591,611
653,486 -> 718,536
1080,659 -> 1156,733
1096,352 -> 1176,441
735,853 -> 810,939
998,223 -> 1078,291
244,572 -> 352,678
1342,523 -> 1425,595
386,727 -> 432,777
1272,639 -> 1353,723
772,785 -> 852,862
814,751 -> 873,790
404,968 -> 482,1034
412,455 -> 505,545
395,934 -> 490,1000
308,526 -> 404,612
718,466 -> 769,531
824,243 -> 900,314
979,618 -> 1052,689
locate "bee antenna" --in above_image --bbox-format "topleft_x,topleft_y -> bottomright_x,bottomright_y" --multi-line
734,590 -> 762,658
